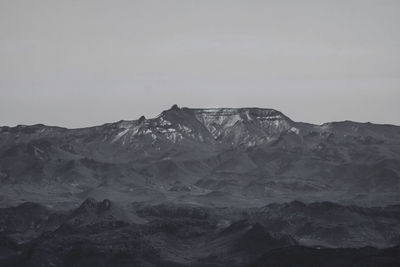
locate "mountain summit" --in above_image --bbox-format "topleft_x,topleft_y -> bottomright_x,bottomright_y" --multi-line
105,107 -> 296,148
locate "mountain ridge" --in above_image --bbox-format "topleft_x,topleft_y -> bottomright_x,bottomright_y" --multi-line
0,106 -> 400,208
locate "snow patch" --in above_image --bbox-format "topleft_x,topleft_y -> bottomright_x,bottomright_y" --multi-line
159,117 -> 172,126
112,128 -> 130,143
290,127 -> 300,135
244,110 -> 252,120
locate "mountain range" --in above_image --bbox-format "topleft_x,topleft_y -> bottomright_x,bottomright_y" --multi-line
1,106 -> 400,266
1,105 -> 399,207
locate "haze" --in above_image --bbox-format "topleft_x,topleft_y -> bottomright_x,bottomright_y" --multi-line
1,0 -> 399,128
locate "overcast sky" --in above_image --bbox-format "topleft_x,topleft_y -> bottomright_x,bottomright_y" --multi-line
1,0 -> 399,128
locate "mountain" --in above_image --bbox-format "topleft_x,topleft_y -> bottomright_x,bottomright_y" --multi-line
1,105 -> 400,208
1,107 -> 400,267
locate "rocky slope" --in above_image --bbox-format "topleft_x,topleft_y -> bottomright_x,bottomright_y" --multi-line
1,199 -> 400,267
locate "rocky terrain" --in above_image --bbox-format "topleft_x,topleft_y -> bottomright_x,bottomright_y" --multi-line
1,106 -> 400,266
0,199 -> 399,266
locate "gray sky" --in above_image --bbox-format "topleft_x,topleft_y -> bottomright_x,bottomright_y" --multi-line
1,0 -> 399,128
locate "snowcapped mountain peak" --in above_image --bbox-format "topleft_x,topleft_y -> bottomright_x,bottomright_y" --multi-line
105,107 -> 296,147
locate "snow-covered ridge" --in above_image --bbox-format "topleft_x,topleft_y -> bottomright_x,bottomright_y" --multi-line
107,107 -> 294,145
190,108 -> 289,124
191,107 -> 293,140
191,107 -> 287,118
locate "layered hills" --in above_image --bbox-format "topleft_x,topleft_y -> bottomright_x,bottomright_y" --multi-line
1,106 -> 400,266
0,106 -> 399,207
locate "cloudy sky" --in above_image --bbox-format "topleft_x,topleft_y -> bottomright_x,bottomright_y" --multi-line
1,0 -> 399,128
